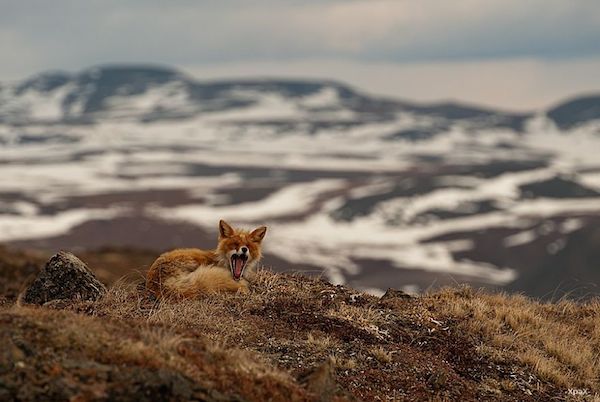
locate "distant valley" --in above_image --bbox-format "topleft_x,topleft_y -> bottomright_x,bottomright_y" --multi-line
1,65 -> 599,298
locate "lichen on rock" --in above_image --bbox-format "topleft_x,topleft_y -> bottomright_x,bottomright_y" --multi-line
20,251 -> 106,305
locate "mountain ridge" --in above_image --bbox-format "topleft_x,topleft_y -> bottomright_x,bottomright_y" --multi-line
2,64 -> 598,130
1,64 -> 600,300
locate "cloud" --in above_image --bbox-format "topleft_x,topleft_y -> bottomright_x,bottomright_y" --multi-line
1,0 -> 599,72
283,0 -> 600,61
184,57 -> 600,111
1,1 -> 599,108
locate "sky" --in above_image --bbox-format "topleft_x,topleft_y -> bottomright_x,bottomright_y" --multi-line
1,0 -> 600,111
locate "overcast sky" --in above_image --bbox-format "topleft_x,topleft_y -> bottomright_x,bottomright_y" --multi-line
1,0 -> 599,110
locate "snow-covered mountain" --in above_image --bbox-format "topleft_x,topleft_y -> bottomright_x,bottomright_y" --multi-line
0,65 -> 533,128
1,65 -> 599,298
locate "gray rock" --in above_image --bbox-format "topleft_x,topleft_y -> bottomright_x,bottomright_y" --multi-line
20,251 -> 106,305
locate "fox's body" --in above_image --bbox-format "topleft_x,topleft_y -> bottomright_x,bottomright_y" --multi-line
147,248 -> 250,297
146,221 -> 267,298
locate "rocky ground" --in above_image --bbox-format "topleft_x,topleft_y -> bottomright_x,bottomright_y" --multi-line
0,246 -> 598,401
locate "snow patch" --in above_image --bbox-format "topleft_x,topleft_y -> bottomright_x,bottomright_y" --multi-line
299,87 -> 340,108
0,208 -> 122,242
503,230 -> 537,247
151,179 -> 347,224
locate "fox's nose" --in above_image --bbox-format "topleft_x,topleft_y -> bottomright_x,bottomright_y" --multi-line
241,247 -> 248,254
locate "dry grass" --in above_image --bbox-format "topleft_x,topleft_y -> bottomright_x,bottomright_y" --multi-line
424,286 -> 600,391
329,355 -> 358,371
327,303 -> 386,327
369,346 -> 394,364
306,332 -> 339,351
326,303 -> 391,340
2,302 -> 308,401
2,252 -> 599,401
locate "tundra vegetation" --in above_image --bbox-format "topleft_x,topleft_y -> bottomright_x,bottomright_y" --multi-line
0,246 -> 598,401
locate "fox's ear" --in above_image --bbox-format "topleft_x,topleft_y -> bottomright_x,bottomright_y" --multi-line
249,226 -> 267,243
219,220 -> 235,238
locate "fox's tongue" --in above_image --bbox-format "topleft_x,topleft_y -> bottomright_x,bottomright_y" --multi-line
233,258 -> 244,280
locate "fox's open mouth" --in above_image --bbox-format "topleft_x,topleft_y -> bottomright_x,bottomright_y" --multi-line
230,254 -> 248,281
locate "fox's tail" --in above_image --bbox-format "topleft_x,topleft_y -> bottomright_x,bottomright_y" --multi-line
162,266 -> 249,298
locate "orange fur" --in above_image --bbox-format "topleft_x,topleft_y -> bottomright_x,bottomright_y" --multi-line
146,220 -> 267,298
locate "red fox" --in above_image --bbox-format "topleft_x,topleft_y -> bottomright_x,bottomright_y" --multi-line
146,220 -> 267,298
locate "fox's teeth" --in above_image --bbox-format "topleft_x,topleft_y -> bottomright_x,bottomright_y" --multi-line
230,254 -> 246,281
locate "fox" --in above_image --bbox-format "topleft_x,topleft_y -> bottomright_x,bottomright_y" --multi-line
146,220 -> 267,298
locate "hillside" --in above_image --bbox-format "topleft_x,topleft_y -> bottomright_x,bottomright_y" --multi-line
0,246 -> 598,401
0,65 -> 528,127
1,65 -> 600,299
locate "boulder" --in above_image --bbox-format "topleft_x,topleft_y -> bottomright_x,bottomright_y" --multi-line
20,251 -> 106,305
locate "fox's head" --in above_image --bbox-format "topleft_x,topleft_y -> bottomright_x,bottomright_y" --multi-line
216,220 -> 267,281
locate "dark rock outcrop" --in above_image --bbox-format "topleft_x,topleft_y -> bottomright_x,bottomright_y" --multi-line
20,251 -> 106,305
547,95 -> 600,130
